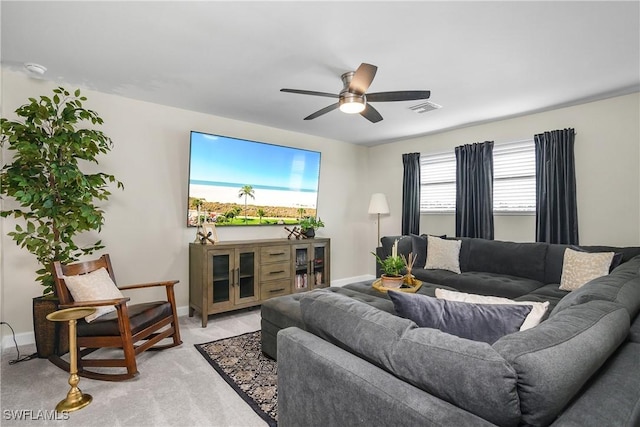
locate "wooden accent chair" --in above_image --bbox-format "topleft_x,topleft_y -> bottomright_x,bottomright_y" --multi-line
50,254 -> 182,381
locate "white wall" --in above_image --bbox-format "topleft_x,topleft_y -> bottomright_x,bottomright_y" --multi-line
2,67 -> 639,345
368,93 -> 640,246
1,69 -> 372,342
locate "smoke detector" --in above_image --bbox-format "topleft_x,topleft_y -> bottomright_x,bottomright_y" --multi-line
23,63 -> 47,78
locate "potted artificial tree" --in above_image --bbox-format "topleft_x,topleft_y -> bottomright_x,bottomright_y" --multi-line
299,216 -> 324,238
0,87 -> 123,357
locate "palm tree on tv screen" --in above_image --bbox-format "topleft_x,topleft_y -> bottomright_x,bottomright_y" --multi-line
238,185 -> 255,223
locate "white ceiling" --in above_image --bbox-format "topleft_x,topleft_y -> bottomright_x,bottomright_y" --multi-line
2,1 -> 639,146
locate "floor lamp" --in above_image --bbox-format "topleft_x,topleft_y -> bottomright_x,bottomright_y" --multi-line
368,193 -> 390,245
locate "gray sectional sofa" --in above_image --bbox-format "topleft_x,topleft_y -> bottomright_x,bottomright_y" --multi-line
262,235 -> 640,426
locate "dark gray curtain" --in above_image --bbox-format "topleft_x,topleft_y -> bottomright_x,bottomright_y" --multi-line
455,141 -> 494,239
534,128 -> 578,244
402,153 -> 420,235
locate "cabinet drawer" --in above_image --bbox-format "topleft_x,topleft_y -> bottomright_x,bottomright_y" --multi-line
260,245 -> 290,263
260,261 -> 290,281
260,279 -> 291,300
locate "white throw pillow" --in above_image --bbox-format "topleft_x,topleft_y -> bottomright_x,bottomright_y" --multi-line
435,288 -> 550,331
559,248 -> 614,291
63,267 -> 125,322
425,236 -> 461,274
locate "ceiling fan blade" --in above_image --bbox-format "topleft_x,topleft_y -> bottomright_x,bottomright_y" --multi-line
360,104 -> 383,123
281,88 -> 339,98
349,63 -> 378,95
366,90 -> 431,102
304,103 -> 340,120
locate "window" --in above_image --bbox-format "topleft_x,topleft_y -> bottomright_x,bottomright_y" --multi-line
420,139 -> 536,214
493,140 -> 536,213
420,151 -> 456,213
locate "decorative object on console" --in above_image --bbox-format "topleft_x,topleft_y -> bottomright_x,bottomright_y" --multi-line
388,291 -> 532,344
559,247 -> 615,291
368,193 -> 390,244
425,235 -> 461,273
199,223 -> 218,245
299,216 -> 324,238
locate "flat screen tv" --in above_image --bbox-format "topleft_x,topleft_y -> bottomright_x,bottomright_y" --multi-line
187,131 -> 321,227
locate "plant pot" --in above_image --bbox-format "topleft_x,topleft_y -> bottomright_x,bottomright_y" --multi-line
32,296 -> 69,358
303,228 -> 315,238
381,274 -> 404,289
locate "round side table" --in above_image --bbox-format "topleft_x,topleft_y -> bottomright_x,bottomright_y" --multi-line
46,307 -> 96,413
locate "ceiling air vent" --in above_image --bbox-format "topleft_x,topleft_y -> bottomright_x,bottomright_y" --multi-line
409,101 -> 442,114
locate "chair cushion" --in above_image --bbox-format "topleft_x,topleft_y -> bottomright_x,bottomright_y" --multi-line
77,301 -> 172,337
62,267 -> 125,322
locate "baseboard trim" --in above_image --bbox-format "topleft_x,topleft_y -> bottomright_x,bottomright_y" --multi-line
1,279 -> 378,351
330,274 -> 376,287
1,305 -> 193,353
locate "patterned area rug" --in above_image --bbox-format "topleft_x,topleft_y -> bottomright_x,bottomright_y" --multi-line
195,331 -> 277,426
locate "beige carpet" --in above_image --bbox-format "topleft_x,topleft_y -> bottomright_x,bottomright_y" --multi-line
1,309 -> 267,427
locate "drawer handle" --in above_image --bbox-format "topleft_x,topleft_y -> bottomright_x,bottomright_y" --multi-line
269,252 -> 285,256
269,270 -> 285,274
269,288 -> 285,293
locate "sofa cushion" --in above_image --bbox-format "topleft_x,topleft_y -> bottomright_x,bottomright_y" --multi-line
412,267 -> 459,284
435,288 -> 549,330
559,248 -> 615,291
410,233 -> 448,269
551,255 -> 640,319
550,342 -> 640,427
380,235 -> 412,258
493,300 -> 630,427
388,291 -> 531,344
300,290 -> 522,427
544,244 -> 640,284
464,238 -> 548,283
425,236 -> 461,273
441,271 -> 544,299
629,314 -> 640,343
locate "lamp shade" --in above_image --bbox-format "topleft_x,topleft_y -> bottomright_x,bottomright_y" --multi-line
368,193 -> 389,215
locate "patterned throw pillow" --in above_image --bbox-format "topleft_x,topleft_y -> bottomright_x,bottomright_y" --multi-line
425,236 -> 461,273
559,248 -> 615,291
435,288 -> 549,330
63,267 -> 125,322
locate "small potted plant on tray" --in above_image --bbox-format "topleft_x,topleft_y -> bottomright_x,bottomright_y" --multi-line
372,240 -> 405,289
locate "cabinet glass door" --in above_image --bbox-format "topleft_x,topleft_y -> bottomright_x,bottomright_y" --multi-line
209,250 -> 233,309
235,249 -> 259,304
293,246 -> 310,292
312,245 -> 327,289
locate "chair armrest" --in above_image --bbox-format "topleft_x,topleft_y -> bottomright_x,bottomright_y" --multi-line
118,280 -> 179,291
59,297 -> 130,309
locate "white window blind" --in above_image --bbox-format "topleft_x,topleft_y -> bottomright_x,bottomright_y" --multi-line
493,140 -> 536,213
420,139 -> 536,214
420,151 -> 456,213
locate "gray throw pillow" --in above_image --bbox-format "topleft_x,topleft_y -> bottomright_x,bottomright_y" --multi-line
388,291 -> 532,344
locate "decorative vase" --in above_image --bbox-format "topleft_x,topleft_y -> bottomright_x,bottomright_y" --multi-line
381,274 -> 403,289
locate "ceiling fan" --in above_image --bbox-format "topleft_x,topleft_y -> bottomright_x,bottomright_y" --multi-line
280,63 -> 431,123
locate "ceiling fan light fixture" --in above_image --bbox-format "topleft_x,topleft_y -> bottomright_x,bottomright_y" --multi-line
339,94 -> 366,114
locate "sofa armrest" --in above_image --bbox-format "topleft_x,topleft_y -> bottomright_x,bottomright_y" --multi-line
277,327 -> 494,427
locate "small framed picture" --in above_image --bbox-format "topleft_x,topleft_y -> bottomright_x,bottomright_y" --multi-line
201,223 -> 218,244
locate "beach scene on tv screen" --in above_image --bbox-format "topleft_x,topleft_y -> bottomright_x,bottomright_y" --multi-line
188,132 -> 321,226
